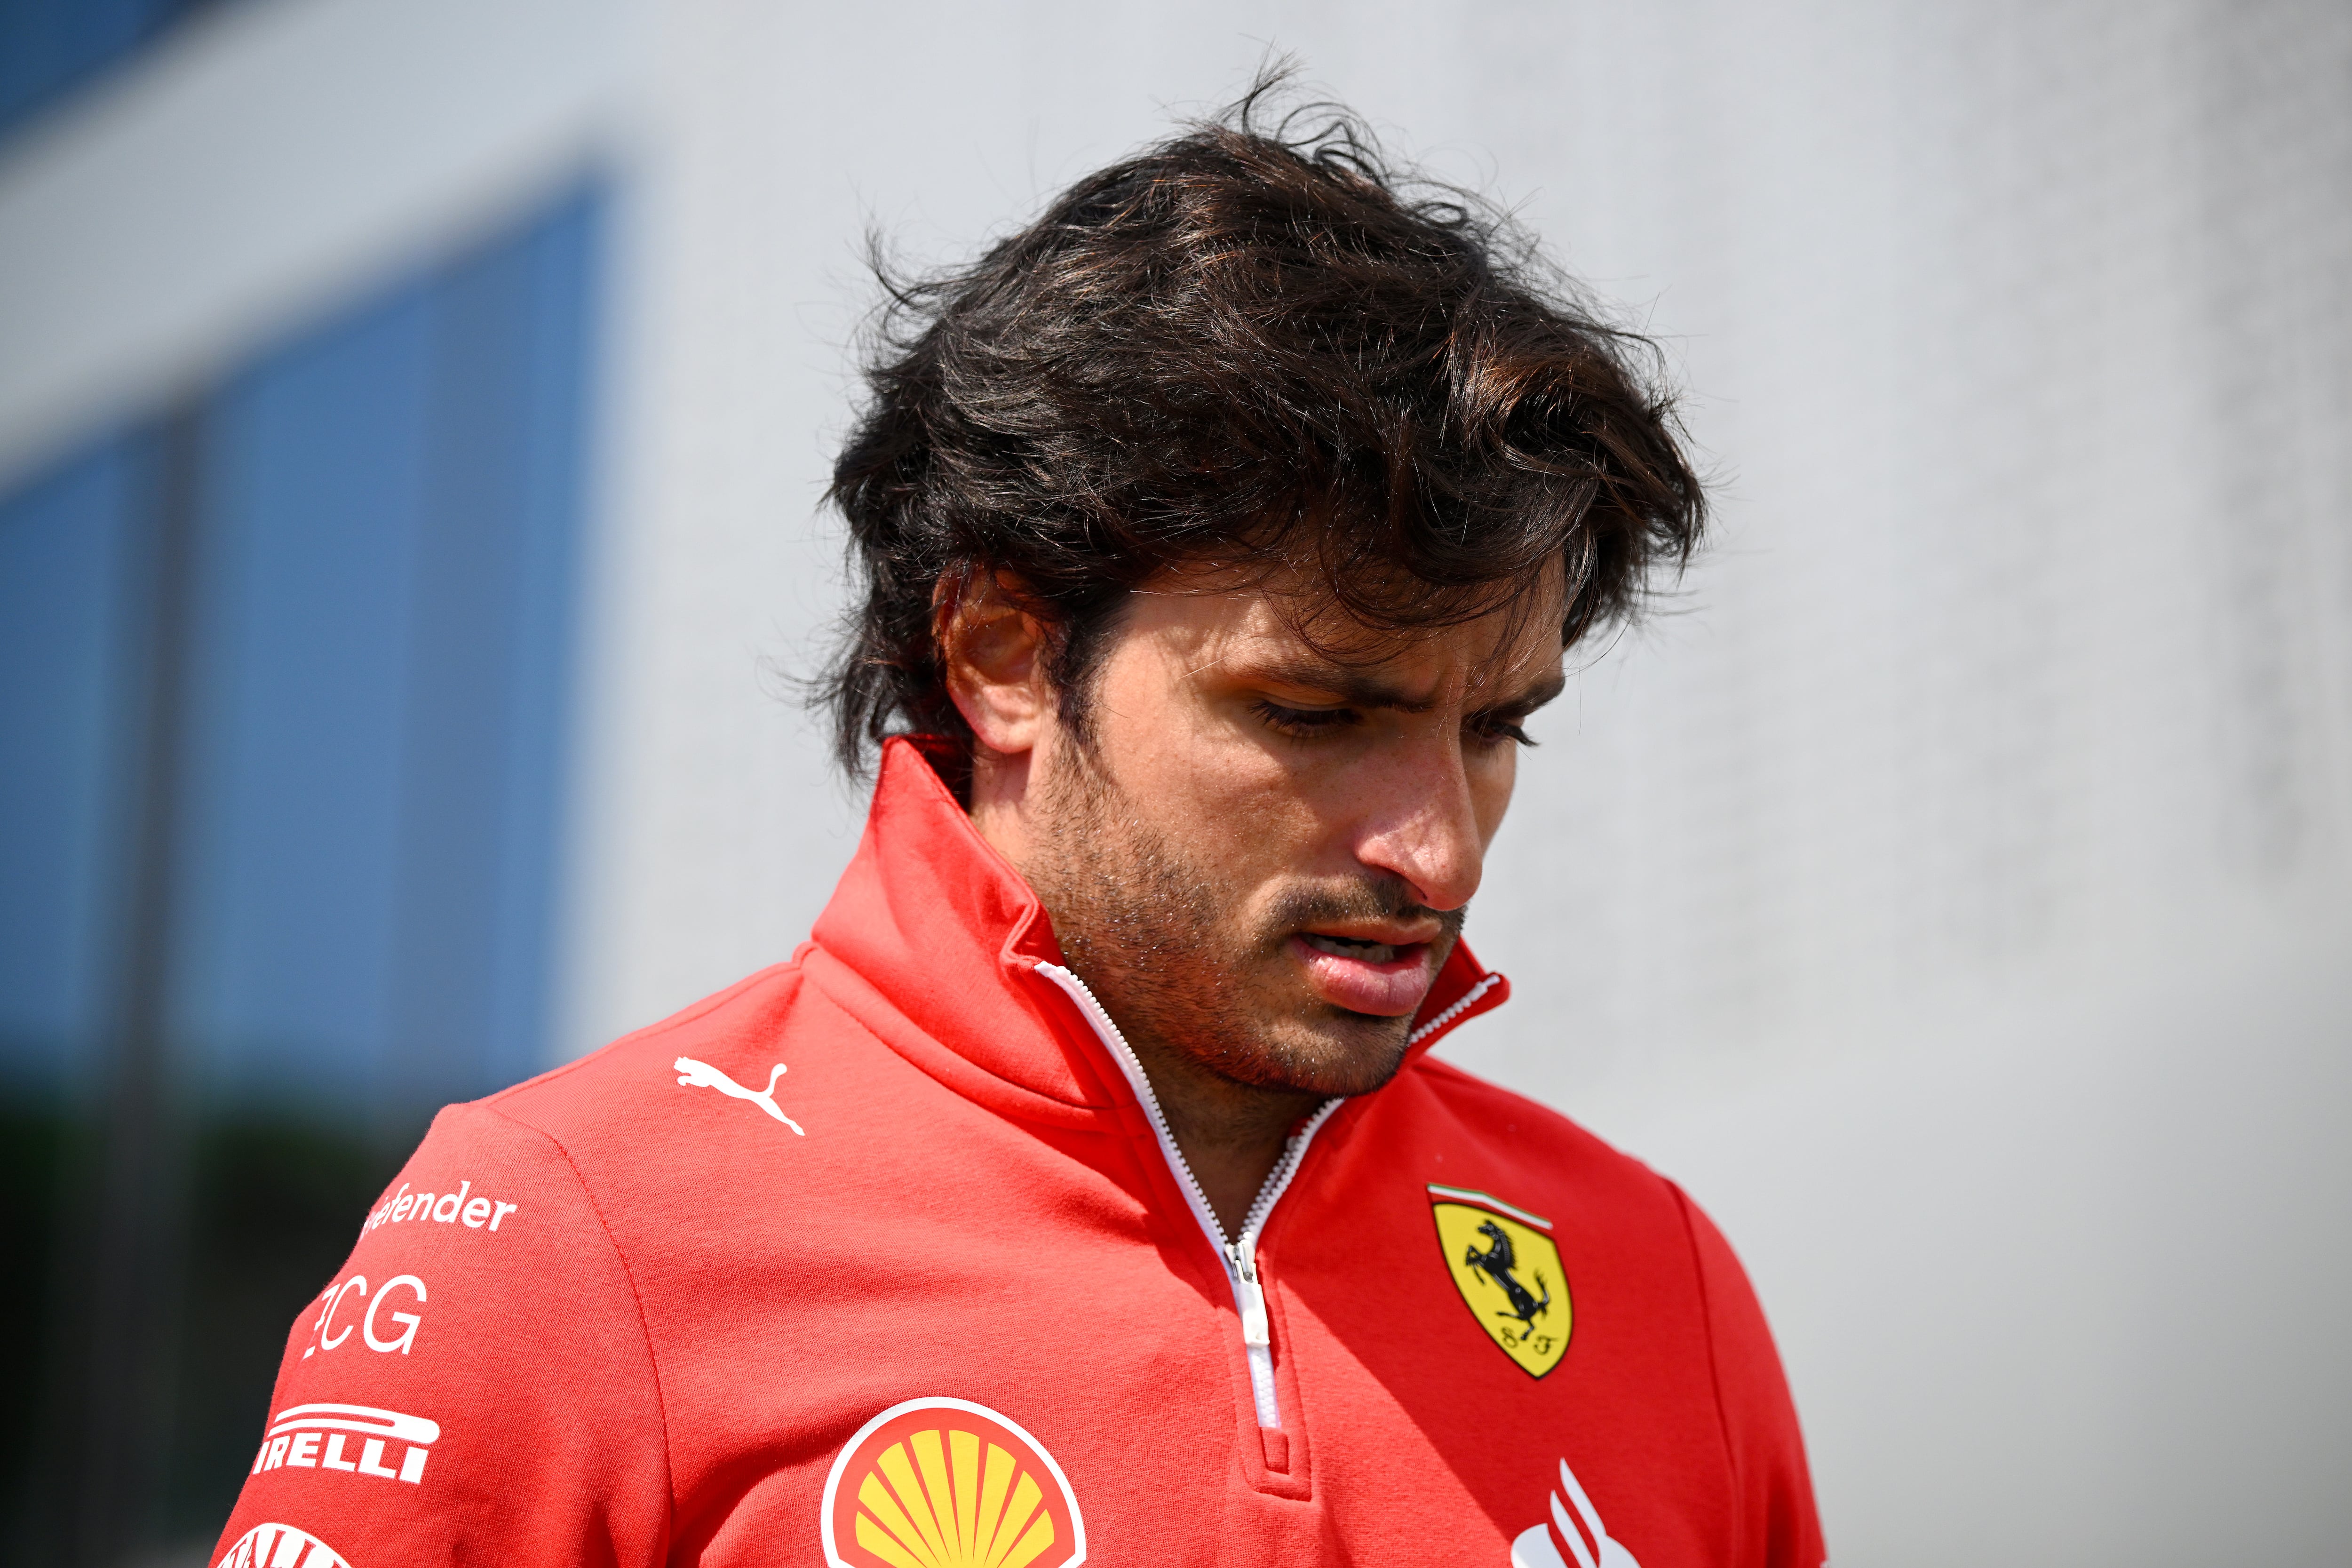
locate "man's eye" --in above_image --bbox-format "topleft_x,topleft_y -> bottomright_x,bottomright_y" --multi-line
1251,700 -> 1360,737
1469,715 -> 1537,749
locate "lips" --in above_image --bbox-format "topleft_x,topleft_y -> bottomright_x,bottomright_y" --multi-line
1289,931 -> 1440,1017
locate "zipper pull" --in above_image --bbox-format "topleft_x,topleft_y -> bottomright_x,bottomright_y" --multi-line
1225,1242 -> 1271,1347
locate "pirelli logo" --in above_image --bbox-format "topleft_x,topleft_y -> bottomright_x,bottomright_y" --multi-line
251,1403 -> 437,1485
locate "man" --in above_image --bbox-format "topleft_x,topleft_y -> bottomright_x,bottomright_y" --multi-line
214,94 -> 1823,1568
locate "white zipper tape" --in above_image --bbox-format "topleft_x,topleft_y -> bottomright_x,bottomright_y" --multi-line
1405,971 -> 1502,1047
1033,961 -> 1341,1431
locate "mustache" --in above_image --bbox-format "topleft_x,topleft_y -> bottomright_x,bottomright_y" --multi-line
1263,877 -> 1467,945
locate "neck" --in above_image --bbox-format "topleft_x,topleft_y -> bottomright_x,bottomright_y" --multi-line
1117,1023 -> 1324,1241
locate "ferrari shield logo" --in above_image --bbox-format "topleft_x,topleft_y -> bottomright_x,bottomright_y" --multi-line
1430,1185 -> 1571,1377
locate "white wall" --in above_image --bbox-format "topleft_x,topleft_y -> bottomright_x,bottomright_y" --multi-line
589,5 -> 2352,1561
7,2 -> 2345,1561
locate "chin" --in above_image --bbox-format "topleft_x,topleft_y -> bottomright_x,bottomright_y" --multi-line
1243,1012 -> 1416,1098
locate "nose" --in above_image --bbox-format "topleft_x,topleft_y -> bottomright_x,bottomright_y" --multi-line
1352,740 -> 1486,913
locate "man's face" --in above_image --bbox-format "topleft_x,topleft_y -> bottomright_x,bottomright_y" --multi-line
1009,573 -> 1567,1099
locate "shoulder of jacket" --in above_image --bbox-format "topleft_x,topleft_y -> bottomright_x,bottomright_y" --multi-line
457,959 -> 832,1160
1400,1053 -> 1678,1201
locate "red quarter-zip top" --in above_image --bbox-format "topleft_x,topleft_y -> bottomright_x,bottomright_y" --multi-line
212,738 -> 1822,1568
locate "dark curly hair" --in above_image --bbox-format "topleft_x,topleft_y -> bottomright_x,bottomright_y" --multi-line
821,79 -> 1705,783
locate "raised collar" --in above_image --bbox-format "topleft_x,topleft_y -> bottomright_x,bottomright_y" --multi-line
803,737 -> 1508,1122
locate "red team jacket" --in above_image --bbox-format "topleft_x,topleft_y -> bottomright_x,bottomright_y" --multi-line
214,740 -> 1823,1568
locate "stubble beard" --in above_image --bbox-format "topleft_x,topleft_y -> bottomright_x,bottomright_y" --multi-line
1020,740 -> 1454,1100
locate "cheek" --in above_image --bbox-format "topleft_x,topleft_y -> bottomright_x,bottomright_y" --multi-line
1172,743 -> 1314,846
1110,675 -> 1277,800
1099,694 -> 1278,827
1118,720 -> 1331,873
1470,747 -> 1518,848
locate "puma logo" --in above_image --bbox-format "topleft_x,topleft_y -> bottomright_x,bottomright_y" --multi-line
673,1057 -> 804,1134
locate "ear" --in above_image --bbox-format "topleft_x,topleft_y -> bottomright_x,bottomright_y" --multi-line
940,571 -> 1052,758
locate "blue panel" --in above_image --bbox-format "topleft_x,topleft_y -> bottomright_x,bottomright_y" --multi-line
0,0 -> 212,141
490,191 -> 599,1088
387,188 -> 601,1101
0,183 -> 602,1117
165,188 -> 603,1112
0,435 -> 146,1089
173,285 -> 437,1105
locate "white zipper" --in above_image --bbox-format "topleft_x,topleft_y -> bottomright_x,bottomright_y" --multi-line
1034,962 -> 1340,1430
1405,971 -> 1500,1047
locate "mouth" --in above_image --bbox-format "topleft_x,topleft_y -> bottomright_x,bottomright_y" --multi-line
1288,928 -> 1442,1017
1301,931 -> 1406,964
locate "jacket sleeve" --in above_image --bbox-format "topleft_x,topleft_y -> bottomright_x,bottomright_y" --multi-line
1672,1183 -> 1827,1568
208,1101 -> 670,1568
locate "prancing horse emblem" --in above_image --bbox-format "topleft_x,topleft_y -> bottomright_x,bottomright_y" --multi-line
1465,1218 -> 1553,1330
1429,1186 -> 1572,1377
674,1057 -> 805,1134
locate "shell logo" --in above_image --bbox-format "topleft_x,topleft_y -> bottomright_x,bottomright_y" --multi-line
821,1397 -> 1085,1568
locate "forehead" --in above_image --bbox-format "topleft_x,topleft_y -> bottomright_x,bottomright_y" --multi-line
1120,563 -> 1569,693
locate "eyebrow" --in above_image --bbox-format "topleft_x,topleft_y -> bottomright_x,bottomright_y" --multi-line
1482,671 -> 1569,720
1241,660 -> 1568,719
